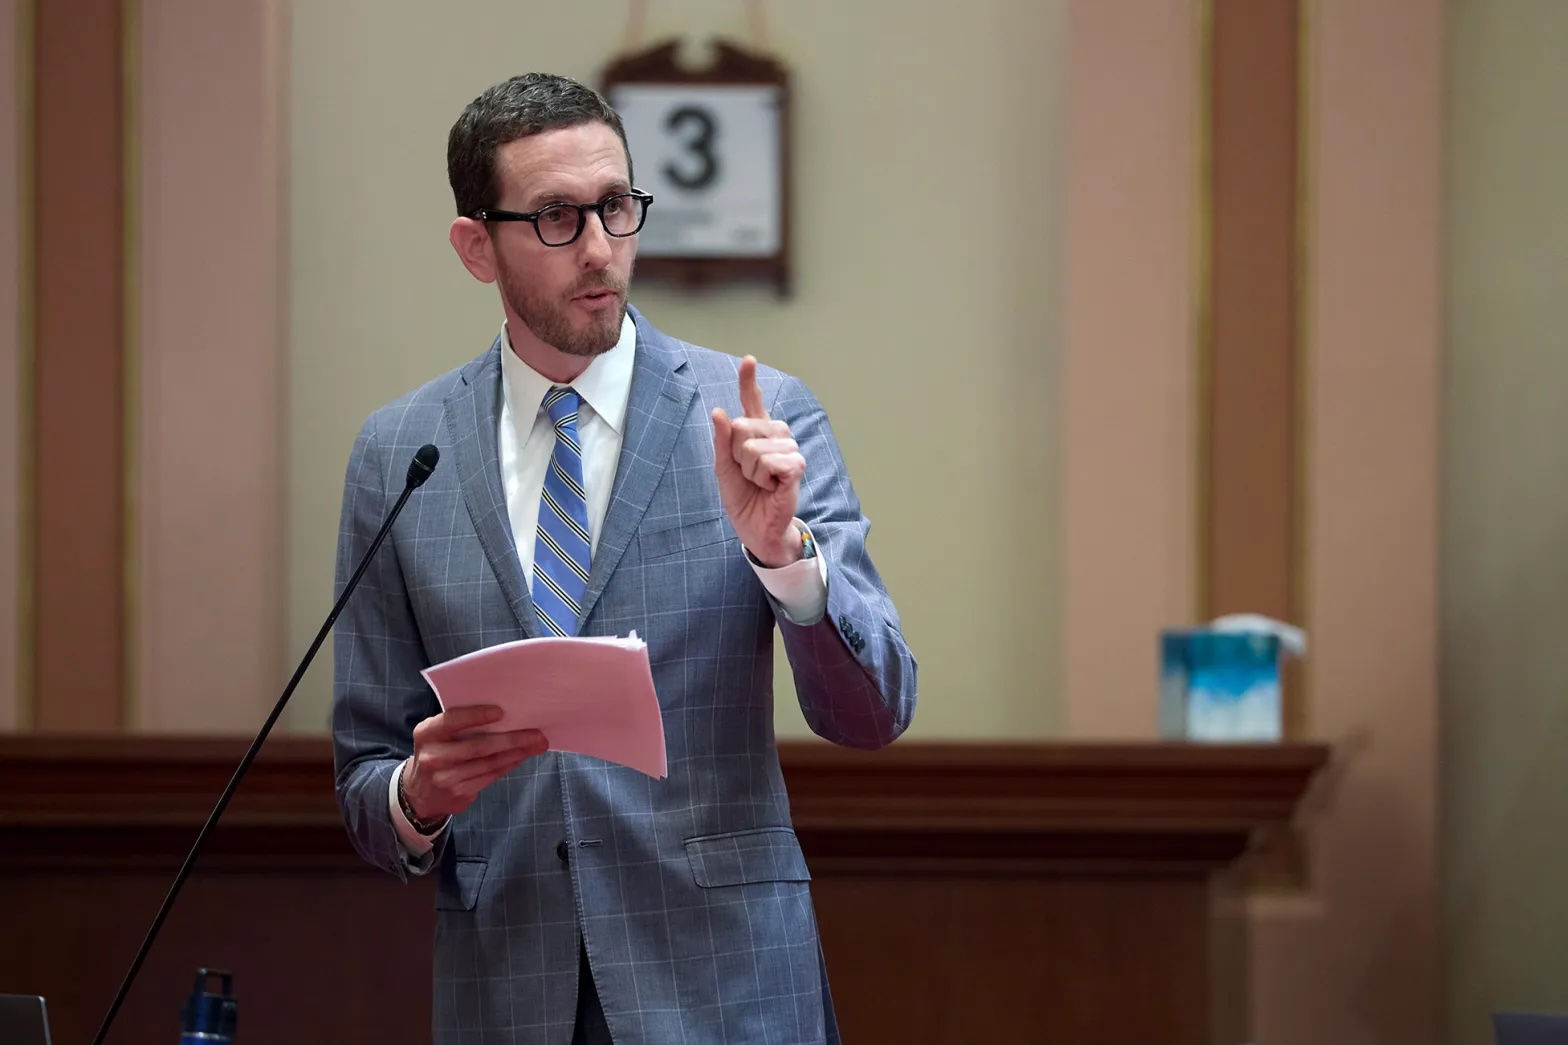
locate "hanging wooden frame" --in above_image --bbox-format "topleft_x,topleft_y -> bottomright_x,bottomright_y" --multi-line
601,39 -> 792,296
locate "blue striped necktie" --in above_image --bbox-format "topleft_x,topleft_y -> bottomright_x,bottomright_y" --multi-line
532,386 -> 591,637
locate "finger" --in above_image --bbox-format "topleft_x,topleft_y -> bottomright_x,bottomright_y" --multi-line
738,356 -> 769,420
737,438 -> 800,486
726,417 -> 791,442
421,727 -> 538,768
453,757 -> 532,800
745,465 -> 778,492
739,437 -> 799,458
755,451 -> 807,488
415,704 -> 504,743
448,740 -> 545,792
727,424 -> 793,475
440,744 -> 537,793
711,408 -> 740,479
420,733 -> 547,811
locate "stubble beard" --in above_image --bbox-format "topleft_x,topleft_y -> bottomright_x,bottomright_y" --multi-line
498,257 -> 631,359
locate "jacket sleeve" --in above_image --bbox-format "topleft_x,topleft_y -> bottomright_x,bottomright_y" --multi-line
329,414 -> 447,880
767,375 -> 918,750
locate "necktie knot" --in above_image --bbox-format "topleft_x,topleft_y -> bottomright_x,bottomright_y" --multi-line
544,385 -> 580,428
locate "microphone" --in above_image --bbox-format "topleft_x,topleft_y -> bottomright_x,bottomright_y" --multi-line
89,443 -> 442,1045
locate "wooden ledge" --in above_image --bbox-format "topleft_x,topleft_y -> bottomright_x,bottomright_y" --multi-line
0,735 -> 1328,875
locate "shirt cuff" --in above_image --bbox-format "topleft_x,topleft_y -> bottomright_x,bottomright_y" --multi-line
388,759 -> 445,857
745,519 -> 829,625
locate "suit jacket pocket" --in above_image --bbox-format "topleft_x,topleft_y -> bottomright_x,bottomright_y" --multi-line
637,511 -> 732,562
435,856 -> 488,911
684,826 -> 812,888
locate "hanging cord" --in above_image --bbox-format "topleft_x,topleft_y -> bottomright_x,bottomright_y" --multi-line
744,0 -> 770,49
621,0 -> 647,53
620,0 -> 770,59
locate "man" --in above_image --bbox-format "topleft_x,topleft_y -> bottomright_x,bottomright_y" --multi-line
331,72 -> 917,1045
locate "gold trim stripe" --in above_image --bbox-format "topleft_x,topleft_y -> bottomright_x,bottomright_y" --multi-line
1290,0 -> 1313,739
1200,0 -> 1305,735
1193,0 -> 1215,625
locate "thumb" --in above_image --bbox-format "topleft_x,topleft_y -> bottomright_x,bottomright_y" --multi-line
711,407 -> 739,479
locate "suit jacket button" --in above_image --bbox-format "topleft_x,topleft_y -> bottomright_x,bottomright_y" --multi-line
555,840 -> 570,863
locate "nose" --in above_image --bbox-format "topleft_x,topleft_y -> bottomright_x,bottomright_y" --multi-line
577,213 -> 613,269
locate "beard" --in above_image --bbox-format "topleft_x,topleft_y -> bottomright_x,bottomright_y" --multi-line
495,256 -> 630,358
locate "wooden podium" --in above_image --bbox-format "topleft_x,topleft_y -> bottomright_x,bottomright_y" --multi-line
0,736 -> 1325,1045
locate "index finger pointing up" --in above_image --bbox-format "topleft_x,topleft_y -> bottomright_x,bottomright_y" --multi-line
738,356 -> 769,420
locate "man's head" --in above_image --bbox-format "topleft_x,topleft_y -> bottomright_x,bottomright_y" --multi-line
447,74 -> 645,377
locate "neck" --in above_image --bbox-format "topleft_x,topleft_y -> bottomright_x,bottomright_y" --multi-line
505,319 -> 594,385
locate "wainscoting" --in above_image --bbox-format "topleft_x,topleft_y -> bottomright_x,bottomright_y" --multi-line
0,736 -> 1326,1044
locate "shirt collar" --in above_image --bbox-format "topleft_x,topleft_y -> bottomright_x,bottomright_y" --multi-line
500,311 -> 637,450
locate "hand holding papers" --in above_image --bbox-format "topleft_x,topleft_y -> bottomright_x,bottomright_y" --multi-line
420,632 -> 667,779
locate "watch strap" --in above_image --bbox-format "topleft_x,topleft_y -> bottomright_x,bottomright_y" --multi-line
745,523 -> 817,568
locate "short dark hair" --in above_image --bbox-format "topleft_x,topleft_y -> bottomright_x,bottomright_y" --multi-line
446,73 -> 633,218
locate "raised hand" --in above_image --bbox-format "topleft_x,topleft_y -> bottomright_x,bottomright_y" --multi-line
710,356 -> 807,567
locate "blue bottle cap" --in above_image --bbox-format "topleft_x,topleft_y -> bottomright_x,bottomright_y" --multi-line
181,968 -> 237,1039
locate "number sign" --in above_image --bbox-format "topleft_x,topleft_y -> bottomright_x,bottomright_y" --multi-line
601,40 -> 792,294
611,84 -> 782,257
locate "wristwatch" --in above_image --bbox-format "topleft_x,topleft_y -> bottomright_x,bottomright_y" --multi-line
397,762 -> 448,836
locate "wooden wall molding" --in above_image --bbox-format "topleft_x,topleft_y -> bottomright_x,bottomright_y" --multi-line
0,737 -> 1327,1045
1,736 -> 1327,872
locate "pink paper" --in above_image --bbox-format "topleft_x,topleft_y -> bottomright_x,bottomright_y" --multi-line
420,632 -> 666,778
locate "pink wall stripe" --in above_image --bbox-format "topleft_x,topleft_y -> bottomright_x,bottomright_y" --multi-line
1247,1 -> 1443,1042
131,0 -> 288,732
1060,0 -> 1202,737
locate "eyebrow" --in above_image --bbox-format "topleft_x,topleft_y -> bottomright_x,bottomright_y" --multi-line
525,181 -> 631,209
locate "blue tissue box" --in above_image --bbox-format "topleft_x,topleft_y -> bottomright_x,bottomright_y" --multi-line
1160,628 -> 1283,742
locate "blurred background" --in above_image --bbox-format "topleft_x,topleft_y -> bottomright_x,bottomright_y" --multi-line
1,0 -> 1564,1042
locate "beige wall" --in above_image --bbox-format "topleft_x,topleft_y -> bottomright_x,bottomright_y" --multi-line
0,0 -> 25,731
1443,1 -> 1568,1041
284,0 -> 1068,736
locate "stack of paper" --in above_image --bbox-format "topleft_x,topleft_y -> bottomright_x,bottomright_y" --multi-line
420,631 -> 666,779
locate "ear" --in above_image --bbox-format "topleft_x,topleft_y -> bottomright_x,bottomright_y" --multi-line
449,217 -> 498,284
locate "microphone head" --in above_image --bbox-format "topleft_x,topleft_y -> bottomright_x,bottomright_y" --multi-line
406,444 -> 440,488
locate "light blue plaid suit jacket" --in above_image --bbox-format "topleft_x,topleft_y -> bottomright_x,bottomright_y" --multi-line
331,306 -> 918,1044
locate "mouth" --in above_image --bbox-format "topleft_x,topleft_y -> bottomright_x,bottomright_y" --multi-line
573,288 -> 620,306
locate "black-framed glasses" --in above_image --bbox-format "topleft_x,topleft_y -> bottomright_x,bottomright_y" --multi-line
475,190 -> 654,247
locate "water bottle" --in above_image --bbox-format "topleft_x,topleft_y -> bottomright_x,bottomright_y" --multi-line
180,968 -> 237,1043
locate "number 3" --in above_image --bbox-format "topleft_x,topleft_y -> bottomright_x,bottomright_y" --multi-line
663,106 -> 719,191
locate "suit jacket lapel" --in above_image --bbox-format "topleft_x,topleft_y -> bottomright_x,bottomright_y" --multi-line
444,337 -> 539,637
578,314 -> 697,627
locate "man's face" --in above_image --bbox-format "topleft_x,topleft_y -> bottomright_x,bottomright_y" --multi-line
487,122 -> 638,358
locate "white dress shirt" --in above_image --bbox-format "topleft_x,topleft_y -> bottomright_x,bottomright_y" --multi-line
390,314 -> 829,856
